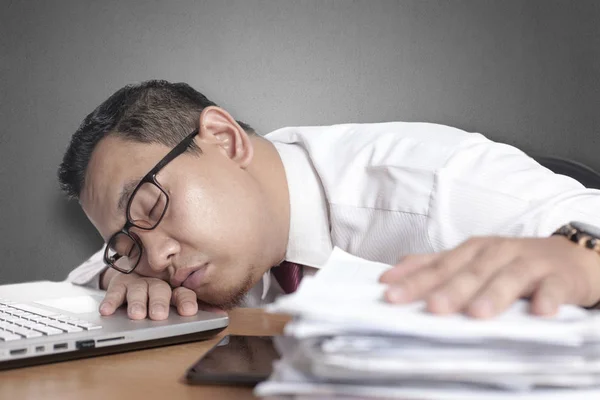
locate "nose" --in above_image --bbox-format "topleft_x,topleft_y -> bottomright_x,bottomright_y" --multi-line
133,228 -> 180,274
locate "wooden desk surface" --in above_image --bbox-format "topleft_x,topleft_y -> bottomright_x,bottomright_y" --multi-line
0,308 -> 291,400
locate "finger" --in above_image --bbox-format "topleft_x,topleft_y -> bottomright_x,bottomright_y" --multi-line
100,282 -> 127,316
426,267 -> 493,315
126,281 -> 149,320
379,253 -> 440,283
466,261 -> 538,319
530,275 -> 569,317
384,241 -> 484,304
147,280 -> 172,320
171,287 -> 199,316
426,246 -> 530,314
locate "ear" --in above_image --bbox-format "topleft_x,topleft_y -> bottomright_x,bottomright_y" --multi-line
197,106 -> 254,168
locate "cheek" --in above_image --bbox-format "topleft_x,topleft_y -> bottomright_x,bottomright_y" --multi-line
167,176 -> 266,262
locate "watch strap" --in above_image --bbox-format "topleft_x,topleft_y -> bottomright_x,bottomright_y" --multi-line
553,222 -> 600,309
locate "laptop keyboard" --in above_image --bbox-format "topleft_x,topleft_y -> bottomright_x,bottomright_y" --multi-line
0,299 -> 102,342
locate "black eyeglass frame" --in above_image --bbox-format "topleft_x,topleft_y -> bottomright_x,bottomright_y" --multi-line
103,128 -> 200,274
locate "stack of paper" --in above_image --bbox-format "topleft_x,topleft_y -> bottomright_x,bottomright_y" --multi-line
255,248 -> 600,399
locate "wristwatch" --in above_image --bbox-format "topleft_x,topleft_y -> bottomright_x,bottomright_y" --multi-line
553,221 -> 600,254
553,221 -> 600,309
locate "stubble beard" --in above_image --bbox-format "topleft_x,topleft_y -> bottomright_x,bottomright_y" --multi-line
200,264 -> 257,310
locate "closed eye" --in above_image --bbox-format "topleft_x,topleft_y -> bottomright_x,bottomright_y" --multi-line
148,198 -> 160,219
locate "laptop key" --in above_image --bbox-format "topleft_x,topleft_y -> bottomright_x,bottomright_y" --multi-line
18,319 -> 78,334
43,317 -> 102,331
25,315 -> 46,322
76,322 -> 103,330
0,307 -> 102,332
6,310 -> 27,317
62,317 -> 92,326
11,304 -> 59,317
36,318 -> 83,333
27,324 -> 62,336
1,315 -> 23,324
0,322 -> 43,338
2,319 -> 59,336
0,311 -> 14,320
0,331 -> 22,341
46,321 -> 83,333
15,319 -> 43,329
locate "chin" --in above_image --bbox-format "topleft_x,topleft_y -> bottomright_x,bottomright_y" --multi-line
196,272 -> 255,310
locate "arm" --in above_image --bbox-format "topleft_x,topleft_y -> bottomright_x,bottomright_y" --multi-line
381,139 -> 600,317
65,247 -> 108,290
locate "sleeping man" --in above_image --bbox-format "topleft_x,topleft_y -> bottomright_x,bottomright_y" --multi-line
59,80 -> 600,321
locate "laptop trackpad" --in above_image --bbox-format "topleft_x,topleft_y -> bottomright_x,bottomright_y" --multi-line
35,295 -> 103,314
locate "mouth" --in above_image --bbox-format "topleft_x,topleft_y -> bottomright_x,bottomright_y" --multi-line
182,268 -> 207,290
170,263 -> 208,288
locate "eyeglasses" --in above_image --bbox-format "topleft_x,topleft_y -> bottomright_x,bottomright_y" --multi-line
103,128 -> 199,274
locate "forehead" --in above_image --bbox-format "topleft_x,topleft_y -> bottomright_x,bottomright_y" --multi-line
80,135 -> 170,240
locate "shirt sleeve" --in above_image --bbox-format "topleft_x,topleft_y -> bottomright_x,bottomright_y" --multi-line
65,246 -> 108,290
427,139 -> 600,251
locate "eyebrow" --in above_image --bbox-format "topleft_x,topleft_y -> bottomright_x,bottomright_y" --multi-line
117,179 -> 141,212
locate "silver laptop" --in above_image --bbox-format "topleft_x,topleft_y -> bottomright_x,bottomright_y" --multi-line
0,281 -> 228,369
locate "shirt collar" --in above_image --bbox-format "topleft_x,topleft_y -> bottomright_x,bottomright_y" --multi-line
273,140 -> 333,268
256,140 -> 333,301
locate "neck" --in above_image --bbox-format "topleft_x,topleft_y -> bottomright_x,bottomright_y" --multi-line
247,135 -> 290,270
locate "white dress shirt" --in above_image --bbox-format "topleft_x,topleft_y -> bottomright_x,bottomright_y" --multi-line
67,122 -> 600,307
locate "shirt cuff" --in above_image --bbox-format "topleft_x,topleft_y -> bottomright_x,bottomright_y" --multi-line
65,246 -> 108,290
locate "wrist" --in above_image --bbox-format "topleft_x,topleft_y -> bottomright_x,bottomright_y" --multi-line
579,249 -> 600,309
553,222 -> 600,309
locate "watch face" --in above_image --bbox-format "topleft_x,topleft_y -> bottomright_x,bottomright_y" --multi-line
571,221 -> 600,238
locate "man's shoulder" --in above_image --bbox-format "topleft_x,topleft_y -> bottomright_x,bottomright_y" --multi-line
265,121 -> 488,146
266,121 -> 490,172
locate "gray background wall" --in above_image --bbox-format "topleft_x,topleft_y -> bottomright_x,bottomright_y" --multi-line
1,0 -> 599,284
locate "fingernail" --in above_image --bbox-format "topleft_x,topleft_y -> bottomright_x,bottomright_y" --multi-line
182,302 -> 196,314
99,303 -> 111,314
386,287 -> 406,303
470,298 -> 493,318
131,304 -> 144,315
151,304 -> 166,316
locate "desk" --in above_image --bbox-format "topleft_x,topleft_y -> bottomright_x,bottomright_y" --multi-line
0,308 -> 290,400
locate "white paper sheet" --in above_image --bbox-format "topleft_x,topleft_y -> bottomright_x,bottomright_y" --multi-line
258,248 -> 600,398
268,248 -> 600,346
256,361 -> 600,399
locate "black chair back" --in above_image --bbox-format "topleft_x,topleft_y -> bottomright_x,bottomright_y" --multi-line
532,155 -> 600,190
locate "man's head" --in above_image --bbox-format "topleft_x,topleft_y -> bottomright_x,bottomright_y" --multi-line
58,80 -> 290,308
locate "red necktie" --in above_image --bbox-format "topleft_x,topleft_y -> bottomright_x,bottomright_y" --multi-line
271,261 -> 303,294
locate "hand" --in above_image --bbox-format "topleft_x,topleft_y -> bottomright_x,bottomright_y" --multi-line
99,270 -> 205,320
379,236 -> 600,318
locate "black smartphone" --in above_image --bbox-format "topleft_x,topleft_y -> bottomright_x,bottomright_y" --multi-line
185,335 -> 279,386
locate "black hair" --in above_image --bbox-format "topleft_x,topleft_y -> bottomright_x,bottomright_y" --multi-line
58,79 -> 254,199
